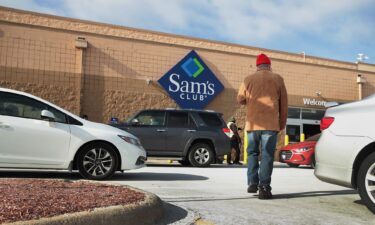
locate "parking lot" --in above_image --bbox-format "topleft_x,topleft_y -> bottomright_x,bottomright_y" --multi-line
1,162 -> 375,225
110,162 -> 375,225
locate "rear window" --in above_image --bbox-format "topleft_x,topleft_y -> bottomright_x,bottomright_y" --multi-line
198,113 -> 223,126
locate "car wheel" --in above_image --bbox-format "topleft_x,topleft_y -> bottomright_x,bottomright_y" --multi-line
357,151 -> 375,214
311,154 -> 316,169
287,163 -> 300,168
188,143 -> 214,167
178,160 -> 191,167
77,143 -> 118,180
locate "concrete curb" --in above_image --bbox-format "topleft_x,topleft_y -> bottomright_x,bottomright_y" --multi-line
4,189 -> 164,225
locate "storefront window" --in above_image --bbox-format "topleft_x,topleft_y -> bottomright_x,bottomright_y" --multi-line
286,107 -> 326,143
301,109 -> 325,120
287,125 -> 300,142
288,108 -> 300,119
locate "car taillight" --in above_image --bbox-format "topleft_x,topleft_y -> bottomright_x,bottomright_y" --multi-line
222,127 -> 231,134
320,117 -> 335,131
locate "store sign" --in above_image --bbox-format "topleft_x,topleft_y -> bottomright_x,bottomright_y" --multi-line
303,98 -> 327,107
158,50 -> 224,109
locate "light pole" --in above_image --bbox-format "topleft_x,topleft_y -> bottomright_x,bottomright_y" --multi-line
357,53 -> 369,63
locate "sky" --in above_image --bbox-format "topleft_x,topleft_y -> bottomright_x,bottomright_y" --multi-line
0,0 -> 374,64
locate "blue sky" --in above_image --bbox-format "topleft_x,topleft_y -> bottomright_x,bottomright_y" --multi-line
1,0 -> 374,64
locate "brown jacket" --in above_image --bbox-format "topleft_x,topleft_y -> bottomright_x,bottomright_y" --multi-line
237,68 -> 288,132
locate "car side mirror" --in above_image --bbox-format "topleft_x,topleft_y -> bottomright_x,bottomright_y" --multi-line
41,110 -> 55,122
131,118 -> 140,126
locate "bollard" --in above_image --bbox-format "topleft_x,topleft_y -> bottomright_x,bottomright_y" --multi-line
244,131 -> 248,164
284,134 -> 289,146
301,133 -> 305,142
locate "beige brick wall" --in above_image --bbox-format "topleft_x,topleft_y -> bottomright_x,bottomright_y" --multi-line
0,22 -> 80,113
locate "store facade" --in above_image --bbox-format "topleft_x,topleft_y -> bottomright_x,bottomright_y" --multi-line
1,6 -> 375,148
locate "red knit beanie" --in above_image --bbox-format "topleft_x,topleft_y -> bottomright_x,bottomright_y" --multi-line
256,53 -> 271,66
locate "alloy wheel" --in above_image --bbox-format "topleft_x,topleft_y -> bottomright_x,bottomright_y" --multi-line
83,148 -> 114,177
365,163 -> 375,203
194,148 -> 210,165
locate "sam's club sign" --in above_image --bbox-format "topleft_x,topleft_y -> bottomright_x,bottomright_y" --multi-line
158,50 -> 224,109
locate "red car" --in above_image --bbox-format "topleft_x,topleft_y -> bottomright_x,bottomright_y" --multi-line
279,133 -> 320,168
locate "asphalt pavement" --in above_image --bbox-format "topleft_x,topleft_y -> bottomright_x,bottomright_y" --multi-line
107,162 -> 375,225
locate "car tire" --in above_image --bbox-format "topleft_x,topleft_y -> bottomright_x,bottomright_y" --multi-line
287,163 -> 300,168
178,160 -> 191,167
77,143 -> 118,180
188,143 -> 214,167
357,151 -> 375,214
311,154 -> 316,169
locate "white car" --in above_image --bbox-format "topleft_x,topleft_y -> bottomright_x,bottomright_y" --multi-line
315,94 -> 375,213
0,88 -> 147,180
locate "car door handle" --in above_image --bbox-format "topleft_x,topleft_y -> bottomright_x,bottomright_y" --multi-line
156,129 -> 166,132
187,130 -> 196,132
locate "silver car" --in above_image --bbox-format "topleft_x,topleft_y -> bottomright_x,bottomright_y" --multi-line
315,94 -> 375,213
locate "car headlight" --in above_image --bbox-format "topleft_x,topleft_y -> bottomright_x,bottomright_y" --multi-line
118,135 -> 142,146
294,147 -> 312,153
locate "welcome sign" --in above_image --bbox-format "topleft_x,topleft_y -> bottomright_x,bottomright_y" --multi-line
158,50 -> 224,109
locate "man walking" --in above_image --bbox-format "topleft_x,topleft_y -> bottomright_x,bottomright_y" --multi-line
226,117 -> 242,165
237,53 -> 288,199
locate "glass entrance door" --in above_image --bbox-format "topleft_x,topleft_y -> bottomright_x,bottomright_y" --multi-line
286,118 -> 301,143
286,124 -> 301,143
286,107 -> 325,144
302,119 -> 321,139
303,124 -> 320,139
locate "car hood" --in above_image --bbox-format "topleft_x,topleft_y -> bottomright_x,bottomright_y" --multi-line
83,120 -> 138,139
281,141 -> 316,150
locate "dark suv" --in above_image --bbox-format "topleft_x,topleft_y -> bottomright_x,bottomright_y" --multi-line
111,109 -> 231,167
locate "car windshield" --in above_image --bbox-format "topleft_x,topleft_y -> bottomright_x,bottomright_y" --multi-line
306,133 -> 321,141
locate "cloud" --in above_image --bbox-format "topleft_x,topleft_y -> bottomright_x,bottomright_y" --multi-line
205,0 -> 374,45
0,0 -> 374,62
1,0 -> 373,43
0,0 -> 59,15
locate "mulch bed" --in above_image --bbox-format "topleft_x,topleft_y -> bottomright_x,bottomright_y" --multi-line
0,179 -> 145,224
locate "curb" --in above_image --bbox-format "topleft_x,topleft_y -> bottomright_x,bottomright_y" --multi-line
4,189 -> 164,225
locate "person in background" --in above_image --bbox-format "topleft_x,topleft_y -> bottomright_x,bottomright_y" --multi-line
227,117 -> 242,165
237,53 -> 288,199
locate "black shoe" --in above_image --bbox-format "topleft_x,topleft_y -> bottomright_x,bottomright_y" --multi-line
247,184 -> 258,193
258,188 -> 272,200
233,162 -> 243,165
227,162 -> 233,165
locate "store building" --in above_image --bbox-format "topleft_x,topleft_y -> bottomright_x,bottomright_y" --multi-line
1,6 -> 375,147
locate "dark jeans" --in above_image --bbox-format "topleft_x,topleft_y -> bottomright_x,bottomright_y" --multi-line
247,130 -> 278,191
227,140 -> 241,163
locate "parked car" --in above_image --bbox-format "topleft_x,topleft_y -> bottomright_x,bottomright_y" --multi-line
111,109 -> 231,167
280,133 -> 320,168
0,88 -> 146,180
315,95 -> 375,213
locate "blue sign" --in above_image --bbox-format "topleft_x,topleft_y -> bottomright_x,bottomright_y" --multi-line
158,50 -> 224,109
